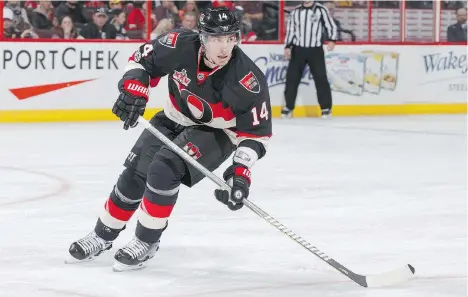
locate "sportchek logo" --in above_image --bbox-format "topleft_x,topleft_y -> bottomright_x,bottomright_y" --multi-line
124,80 -> 149,98
9,79 -> 96,100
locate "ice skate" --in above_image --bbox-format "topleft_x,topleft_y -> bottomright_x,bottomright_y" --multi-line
112,237 -> 160,272
321,109 -> 332,119
65,231 -> 112,264
281,107 -> 292,118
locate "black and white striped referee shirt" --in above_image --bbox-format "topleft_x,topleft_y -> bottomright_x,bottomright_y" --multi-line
285,3 -> 338,48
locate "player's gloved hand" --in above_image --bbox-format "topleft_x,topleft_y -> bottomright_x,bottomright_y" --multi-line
214,164 -> 251,211
112,79 -> 149,130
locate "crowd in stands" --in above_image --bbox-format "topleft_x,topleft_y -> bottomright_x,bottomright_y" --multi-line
3,0 -> 144,39
285,0 -> 466,42
2,0 -> 279,41
2,1 -> 467,42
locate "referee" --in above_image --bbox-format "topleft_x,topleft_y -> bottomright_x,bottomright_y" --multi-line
282,1 -> 337,118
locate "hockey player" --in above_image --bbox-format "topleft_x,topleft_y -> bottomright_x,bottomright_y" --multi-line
66,7 -> 272,271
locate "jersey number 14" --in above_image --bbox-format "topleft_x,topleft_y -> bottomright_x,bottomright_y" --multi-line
251,102 -> 269,126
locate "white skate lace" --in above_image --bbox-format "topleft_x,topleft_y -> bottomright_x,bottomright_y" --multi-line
77,232 -> 106,255
121,237 -> 150,260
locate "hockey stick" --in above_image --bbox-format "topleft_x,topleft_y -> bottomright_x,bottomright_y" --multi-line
137,116 -> 415,288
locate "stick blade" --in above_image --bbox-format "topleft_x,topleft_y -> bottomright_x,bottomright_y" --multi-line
365,264 -> 415,288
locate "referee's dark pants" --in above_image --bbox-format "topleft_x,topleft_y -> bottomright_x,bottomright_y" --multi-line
284,46 -> 332,112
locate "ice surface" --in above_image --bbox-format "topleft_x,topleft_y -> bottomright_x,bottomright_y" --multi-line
0,115 -> 466,297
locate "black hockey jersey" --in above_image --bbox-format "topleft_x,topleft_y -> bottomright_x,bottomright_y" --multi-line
126,29 -> 272,152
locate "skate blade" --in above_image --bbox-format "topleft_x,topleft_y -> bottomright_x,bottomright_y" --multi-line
112,261 -> 147,272
64,255 -> 97,264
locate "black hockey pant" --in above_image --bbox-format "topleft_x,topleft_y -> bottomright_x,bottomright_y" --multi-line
94,111 -> 235,243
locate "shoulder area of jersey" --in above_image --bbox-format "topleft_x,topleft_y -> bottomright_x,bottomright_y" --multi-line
157,29 -> 199,49
227,48 -> 267,96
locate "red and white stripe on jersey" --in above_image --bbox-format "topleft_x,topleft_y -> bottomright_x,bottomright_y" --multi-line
137,197 -> 174,230
126,54 -> 161,89
224,128 -> 271,150
99,198 -> 136,230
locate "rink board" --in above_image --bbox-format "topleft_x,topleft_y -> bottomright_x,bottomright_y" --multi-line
0,42 -> 466,122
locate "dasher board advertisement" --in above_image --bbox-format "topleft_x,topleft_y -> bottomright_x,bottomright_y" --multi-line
241,44 -> 467,106
0,42 -> 466,120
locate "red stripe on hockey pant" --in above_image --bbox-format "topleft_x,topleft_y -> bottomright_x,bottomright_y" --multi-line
105,198 -> 136,221
141,197 -> 175,218
235,166 -> 251,184
123,80 -> 149,101
235,131 -> 273,139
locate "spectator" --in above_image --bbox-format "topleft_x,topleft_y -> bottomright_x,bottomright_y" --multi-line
24,1 -> 38,10
54,1 -> 90,26
447,7 -> 467,42
240,1 -> 263,24
51,16 -> 61,33
181,11 -> 197,32
195,1 -> 213,11
150,17 -> 173,40
242,30 -> 258,42
79,8 -> 117,39
3,7 -> 21,38
110,9 -> 129,40
324,1 -> 356,41
211,1 -> 235,10
51,2 -> 63,9
5,1 -> 32,32
237,1 -> 265,38
179,0 -> 199,19
154,1 -> 181,27
31,1 -> 53,30
442,1 -> 467,10
248,1 -> 279,40
19,28 -> 39,39
53,15 -> 79,39
84,1 -> 107,8
126,1 -> 146,31
109,0 -> 124,11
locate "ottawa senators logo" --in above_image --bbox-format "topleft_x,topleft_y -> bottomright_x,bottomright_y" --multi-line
182,89 -> 214,124
183,142 -> 201,160
158,32 -> 180,48
239,71 -> 260,94
172,80 -> 234,125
